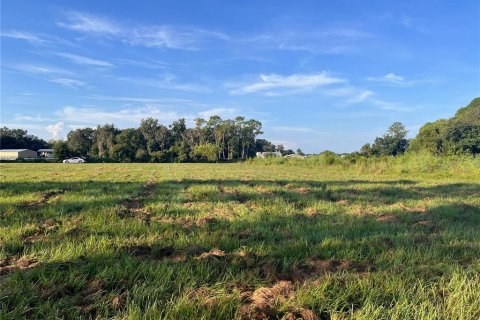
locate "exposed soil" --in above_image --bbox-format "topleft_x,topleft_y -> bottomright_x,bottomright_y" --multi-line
23,218 -> 60,244
115,179 -> 156,224
283,307 -> 320,320
290,258 -> 374,281
376,214 -> 399,223
20,190 -> 65,209
239,281 -> 298,319
196,248 -> 226,260
0,256 -> 38,276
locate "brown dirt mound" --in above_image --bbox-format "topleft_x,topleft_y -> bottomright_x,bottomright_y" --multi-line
196,248 -> 226,260
283,307 -> 319,320
239,281 -> 294,319
0,256 -> 38,276
291,258 -> 373,281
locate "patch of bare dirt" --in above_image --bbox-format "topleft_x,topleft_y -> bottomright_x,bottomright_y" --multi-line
23,218 -> 60,244
291,258 -> 373,281
375,214 -> 399,223
115,179 -> 156,224
196,216 -> 218,227
196,248 -> 226,260
303,208 -> 323,217
398,203 -> 428,213
20,190 -> 65,209
187,287 -> 221,307
111,293 -> 127,310
412,220 -> 440,232
0,256 -> 38,276
336,199 -> 349,205
283,307 -> 320,320
295,187 -> 311,194
239,281 -> 295,319
255,185 -> 273,195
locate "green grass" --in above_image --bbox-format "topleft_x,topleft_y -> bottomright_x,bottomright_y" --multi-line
0,161 -> 479,319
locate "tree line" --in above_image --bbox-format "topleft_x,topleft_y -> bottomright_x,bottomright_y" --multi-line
1,97 -> 478,161
53,116 -> 274,162
358,97 -> 480,157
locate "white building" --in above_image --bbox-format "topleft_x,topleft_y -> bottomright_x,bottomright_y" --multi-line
0,149 -> 38,160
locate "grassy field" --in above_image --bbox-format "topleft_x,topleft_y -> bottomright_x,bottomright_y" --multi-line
1,162 -> 479,319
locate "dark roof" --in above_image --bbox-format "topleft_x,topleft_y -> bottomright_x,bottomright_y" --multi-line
38,149 -> 54,152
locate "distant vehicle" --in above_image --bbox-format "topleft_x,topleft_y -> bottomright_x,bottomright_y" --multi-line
63,157 -> 86,164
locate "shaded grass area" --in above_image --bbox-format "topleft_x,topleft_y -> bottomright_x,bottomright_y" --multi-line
0,163 -> 479,319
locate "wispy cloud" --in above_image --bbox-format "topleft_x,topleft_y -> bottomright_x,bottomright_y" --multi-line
55,52 -> 113,67
57,11 -> 227,50
243,28 -> 372,53
48,78 -> 88,89
366,73 -> 411,86
11,64 -> 72,76
113,74 -> 210,93
230,72 -> 345,95
1,30 -> 46,44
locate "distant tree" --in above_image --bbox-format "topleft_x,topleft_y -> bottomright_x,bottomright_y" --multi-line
255,139 -> 276,152
370,122 -> 409,156
0,127 -> 49,150
296,148 -> 305,156
360,143 -> 373,156
284,149 -> 295,156
193,144 -> 219,162
409,120 -> 447,155
96,124 -> 118,158
52,140 -> 71,160
408,97 -> 480,155
111,128 -> 144,162
67,128 -> 95,157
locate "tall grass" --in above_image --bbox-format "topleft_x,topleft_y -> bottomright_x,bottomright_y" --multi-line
248,154 -> 480,178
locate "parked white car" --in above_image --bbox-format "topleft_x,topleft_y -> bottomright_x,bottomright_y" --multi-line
63,157 -> 86,164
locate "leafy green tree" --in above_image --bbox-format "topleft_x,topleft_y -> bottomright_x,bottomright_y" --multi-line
193,144 -> 219,162
67,128 -> 95,157
0,127 -> 49,150
52,140 -> 71,160
370,122 -> 409,156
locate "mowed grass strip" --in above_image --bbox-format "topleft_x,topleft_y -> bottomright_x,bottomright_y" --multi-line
0,163 -> 479,319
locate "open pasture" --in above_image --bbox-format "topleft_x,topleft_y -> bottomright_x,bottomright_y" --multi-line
1,163 -> 479,319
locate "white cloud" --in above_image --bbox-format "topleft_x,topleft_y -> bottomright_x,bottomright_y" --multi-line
55,52 -> 113,67
57,11 -> 227,50
57,11 -> 120,35
346,90 -> 374,104
46,122 -> 64,139
366,73 -> 411,86
57,106 -> 183,126
48,78 -> 88,89
230,72 -> 345,95
1,30 -> 46,44
11,64 -> 72,75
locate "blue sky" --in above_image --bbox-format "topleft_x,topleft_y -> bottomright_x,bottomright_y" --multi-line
1,0 -> 479,153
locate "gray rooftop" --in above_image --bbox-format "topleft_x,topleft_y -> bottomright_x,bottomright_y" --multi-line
0,149 -> 30,152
